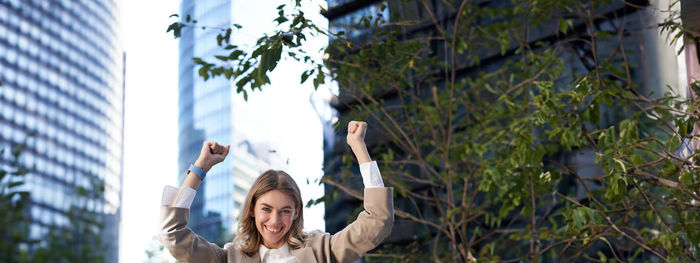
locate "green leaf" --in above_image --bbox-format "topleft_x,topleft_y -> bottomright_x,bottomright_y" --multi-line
12,144 -> 24,159
559,18 -> 568,34
679,171 -> 692,186
597,251 -> 607,262
224,68 -> 233,79
679,119 -> 689,139
166,22 -> 184,38
300,69 -> 314,84
229,50 -> 244,59
224,28 -> 232,44
251,44 -> 266,58
312,65 -> 325,89
275,16 -> 289,25
8,181 -> 24,188
596,31 -> 613,38
613,158 -> 627,174
236,75 -> 251,91
267,45 -> 282,71
666,135 -> 681,151
11,167 -> 28,176
198,66 -> 210,81
76,186 -> 87,196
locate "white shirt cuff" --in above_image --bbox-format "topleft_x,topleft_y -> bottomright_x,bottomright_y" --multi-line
161,185 -> 196,208
360,161 -> 384,188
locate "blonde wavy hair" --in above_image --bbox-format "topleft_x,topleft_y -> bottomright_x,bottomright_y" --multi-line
234,170 -> 307,256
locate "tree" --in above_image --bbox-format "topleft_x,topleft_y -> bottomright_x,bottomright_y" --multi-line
29,177 -> 107,263
144,235 -> 178,263
0,134 -> 107,262
169,0 -> 699,261
0,142 -> 32,262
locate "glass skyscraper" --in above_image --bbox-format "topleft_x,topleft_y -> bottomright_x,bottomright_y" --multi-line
178,0 -> 279,243
0,0 -> 124,262
178,0 -> 237,243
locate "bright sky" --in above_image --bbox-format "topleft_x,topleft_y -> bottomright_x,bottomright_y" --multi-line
120,0 -> 330,262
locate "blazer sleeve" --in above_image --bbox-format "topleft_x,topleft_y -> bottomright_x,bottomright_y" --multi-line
329,187 -> 394,263
159,206 -> 227,263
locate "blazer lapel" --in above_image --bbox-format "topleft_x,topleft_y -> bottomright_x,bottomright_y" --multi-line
290,247 -> 317,263
238,252 -> 260,263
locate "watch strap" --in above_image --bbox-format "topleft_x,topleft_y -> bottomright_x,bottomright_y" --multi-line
188,163 -> 206,181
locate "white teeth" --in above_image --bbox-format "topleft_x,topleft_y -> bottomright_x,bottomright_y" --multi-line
265,225 -> 281,232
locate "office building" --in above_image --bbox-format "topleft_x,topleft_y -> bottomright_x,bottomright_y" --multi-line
0,0 -> 124,262
178,0 -> 235,243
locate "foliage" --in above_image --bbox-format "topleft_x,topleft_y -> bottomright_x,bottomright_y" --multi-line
168,0 -> 699,261
145,235 -> 178,263
0,137 -> 107,262
0,142 -> 32,262
30,177 -> 107,263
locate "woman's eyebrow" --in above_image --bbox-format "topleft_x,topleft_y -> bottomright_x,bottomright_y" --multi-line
260,203 -> 293,209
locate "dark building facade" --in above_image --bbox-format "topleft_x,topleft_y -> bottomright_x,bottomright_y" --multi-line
0,0 -> 124,262
322,0 -> 684,260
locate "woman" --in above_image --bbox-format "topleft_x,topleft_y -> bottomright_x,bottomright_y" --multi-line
159,121 -> 394,263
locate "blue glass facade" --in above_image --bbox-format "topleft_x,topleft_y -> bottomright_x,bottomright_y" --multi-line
0,0 -> 123,262
178,0 -> 237,243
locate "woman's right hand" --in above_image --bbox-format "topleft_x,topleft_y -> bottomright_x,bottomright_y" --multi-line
194,141 -> 230,172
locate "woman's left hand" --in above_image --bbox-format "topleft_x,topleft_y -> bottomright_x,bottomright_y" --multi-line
347,121 -> 367,150
347,121 -> 371,164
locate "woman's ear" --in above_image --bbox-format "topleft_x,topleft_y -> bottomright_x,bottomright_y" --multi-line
294,206 -> 300,220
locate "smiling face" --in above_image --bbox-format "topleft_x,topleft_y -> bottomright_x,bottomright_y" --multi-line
252,189 -> 299,249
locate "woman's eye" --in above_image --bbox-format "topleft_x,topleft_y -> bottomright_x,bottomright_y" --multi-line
262,208 -> 271,212
281,210 -> 291,214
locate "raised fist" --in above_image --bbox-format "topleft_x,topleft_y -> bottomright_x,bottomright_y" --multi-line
195,141 -> 230,171
346,121 -> 367,150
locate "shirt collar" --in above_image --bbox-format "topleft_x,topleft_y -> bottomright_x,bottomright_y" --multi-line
259,243 -> 291,261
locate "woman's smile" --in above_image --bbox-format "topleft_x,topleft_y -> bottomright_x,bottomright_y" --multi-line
264,224 -> 282,233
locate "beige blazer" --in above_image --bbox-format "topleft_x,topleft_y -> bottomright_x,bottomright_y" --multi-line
159,187 -> 394,263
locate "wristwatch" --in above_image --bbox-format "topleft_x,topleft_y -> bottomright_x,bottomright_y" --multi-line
188,164 -> 206,181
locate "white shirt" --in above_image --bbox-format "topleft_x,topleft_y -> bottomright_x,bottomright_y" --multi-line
259,243 -> 295,263
160,161 -> 385,263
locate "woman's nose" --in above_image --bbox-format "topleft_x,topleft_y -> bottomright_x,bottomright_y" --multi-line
271,212 -> 281,223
